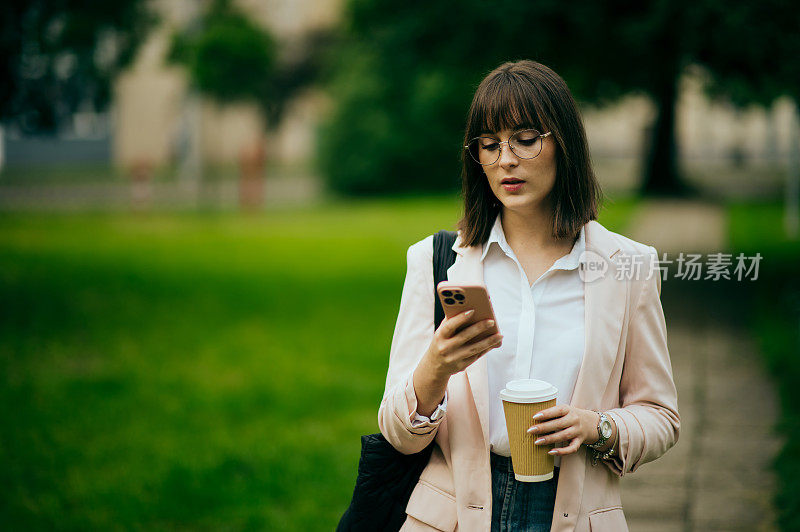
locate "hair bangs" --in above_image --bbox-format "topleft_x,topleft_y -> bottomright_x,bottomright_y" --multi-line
473,73 -> 544,137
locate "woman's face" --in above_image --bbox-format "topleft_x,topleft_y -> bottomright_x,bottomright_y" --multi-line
480,128 -> 557,215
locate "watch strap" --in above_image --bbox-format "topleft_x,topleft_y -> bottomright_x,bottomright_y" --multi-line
587,411 -> 611,450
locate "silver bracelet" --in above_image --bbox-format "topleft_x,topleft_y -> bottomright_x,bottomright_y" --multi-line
588,445 -> 616,466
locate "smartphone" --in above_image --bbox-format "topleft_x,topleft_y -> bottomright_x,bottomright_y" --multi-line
436,281 -> 500,343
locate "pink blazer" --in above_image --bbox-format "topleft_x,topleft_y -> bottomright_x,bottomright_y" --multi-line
378,220 -> 681,531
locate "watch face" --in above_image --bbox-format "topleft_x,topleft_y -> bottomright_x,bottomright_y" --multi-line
600,420 -> 613,439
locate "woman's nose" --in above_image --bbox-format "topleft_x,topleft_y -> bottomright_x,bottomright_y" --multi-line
497,141 -> 519,166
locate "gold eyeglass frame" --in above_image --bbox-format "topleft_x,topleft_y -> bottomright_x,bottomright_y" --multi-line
464,129 -> 553,165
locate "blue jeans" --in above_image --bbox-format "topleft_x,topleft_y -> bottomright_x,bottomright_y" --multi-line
490,452 -> 559,532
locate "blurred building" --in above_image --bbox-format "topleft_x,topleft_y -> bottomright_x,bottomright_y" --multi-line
113,0 -> 344,172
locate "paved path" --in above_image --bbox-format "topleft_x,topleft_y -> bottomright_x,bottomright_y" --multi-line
620,201 -> 782,531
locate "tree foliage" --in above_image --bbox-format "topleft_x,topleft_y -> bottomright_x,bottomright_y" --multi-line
169,0 -> 276,108
169,0 -> 336,128
0,0 -> 154,133
319,0 -> 799,196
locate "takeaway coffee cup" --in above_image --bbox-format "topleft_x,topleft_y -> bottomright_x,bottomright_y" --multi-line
500,379 -> 558,482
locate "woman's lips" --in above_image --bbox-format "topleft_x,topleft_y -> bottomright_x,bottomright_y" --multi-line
501,180 -> 525,191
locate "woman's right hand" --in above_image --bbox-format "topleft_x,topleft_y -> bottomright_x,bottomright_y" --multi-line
424,309 -> 503,379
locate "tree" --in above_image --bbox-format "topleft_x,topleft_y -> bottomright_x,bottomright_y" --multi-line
532,0 -> 800,195
0,0 -> 154,134
168,0 -> 336,208
319,0 -> 800,197
169,0 -> 276,121
169,0 -> 336,131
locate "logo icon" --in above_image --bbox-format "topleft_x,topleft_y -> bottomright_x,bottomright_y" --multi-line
578,250 -> 608,283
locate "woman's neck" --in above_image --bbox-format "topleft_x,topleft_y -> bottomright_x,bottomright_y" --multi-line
500,203 -> 567,252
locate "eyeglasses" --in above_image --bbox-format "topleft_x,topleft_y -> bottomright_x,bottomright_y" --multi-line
464,129 -> 552,165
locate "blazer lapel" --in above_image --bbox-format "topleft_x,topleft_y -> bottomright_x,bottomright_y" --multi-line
557,220 -> 626,522
445,220 -> 625,452
569,220 -> 626,409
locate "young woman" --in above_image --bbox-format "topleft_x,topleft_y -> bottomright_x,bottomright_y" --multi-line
378,60 -> 680,532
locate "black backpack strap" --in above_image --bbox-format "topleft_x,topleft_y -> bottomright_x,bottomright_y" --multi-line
433,230 -> 458,331
336,230 -> 459,532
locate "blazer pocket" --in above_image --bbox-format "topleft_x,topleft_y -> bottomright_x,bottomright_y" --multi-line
405,479 -> 458,532
588,506 -> 629,532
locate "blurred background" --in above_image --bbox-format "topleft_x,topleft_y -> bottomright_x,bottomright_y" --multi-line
1,0 -> 798,530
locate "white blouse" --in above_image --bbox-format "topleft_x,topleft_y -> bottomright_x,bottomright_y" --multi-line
413,214 -> 586,468
482,214 -> 585,468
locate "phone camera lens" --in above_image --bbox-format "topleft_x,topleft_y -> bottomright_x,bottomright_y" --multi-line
454,293 -> 465,301
442,290 -> 453,297
444,298 -> 456,305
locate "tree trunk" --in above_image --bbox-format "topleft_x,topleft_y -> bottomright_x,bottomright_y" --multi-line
641,70 -> 691,196
238,136 -> 266,211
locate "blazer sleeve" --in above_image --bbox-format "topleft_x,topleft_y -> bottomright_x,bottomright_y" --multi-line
378,235 -> 446,455
603,245 -> 681,477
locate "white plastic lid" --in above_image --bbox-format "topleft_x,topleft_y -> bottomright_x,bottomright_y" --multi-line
499,379 -> 558,403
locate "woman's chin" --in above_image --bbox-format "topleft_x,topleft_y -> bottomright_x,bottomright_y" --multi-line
500,195 -> 543,211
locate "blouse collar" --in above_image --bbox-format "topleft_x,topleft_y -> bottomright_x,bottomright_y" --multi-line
480,212 -> 585,272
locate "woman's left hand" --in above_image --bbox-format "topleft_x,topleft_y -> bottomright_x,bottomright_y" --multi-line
526,405 -> 598,456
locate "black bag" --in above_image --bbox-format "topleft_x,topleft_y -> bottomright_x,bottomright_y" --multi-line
337,230 -> 458,532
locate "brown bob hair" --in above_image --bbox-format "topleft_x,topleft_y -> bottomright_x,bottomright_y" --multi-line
456,60 -> 602,247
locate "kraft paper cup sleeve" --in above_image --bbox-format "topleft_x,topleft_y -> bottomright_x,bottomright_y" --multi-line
500,379 -> 559,482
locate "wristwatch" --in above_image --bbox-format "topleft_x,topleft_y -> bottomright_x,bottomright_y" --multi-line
587,411 -> 613,450
586,411 -> 616,466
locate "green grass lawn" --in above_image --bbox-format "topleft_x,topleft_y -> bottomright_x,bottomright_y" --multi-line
0,194 -> 635,530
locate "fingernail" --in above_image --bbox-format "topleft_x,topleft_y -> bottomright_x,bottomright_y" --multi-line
535,438 -> 545,445
548,450 -> 558,455
465,309 -> 475,317
533,413 -> 543,420
487,320 -> 495,327
527,426 -> 537,434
